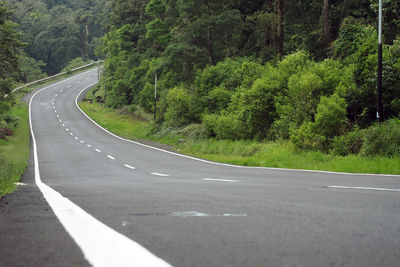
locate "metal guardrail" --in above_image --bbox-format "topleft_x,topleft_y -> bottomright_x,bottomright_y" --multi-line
11,60 -> 104,94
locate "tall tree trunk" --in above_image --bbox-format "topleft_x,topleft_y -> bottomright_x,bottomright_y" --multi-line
206,0 -> 216,65
323,0 -> 332,41
277,0 -> 284,55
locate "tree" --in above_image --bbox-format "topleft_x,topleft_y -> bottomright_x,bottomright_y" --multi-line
0,1 -> 23,126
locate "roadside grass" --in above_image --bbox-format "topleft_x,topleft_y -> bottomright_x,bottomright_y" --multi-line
0,102 -> 30,196
79,101 -> 400,175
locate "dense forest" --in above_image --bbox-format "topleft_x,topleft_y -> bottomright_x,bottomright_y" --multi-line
6,0 -> 108,76
97,0 -> 400,156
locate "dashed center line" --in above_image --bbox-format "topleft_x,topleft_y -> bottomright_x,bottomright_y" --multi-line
107,155 -> 116,160
202,178 -> 240,183
57,115 -> 59,118
62,123 -> 65,127
66,128 -> 69,131
70,132 -> 73,136
59,119 -> 62,122
151,173 -> 170,177
80,141 -> 84,144
74,137 -> 79,140
95,149 -> 101,152
123,164 -> 136,170
87,144 -> 92,148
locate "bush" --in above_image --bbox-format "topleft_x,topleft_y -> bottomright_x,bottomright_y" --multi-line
164,87 -> 199,128
331,129 -> 365,156
360,118 -> 400,157
291,95 -> 347,151
177,124 -> 207,140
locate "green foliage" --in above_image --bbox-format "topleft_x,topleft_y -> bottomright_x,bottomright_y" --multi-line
61,57 -> 90,72
331,129 -> 365,156
291,95 -> 347,151
360,119 -> 400,157
146,0 -> 167,17
164,87 -> 199,128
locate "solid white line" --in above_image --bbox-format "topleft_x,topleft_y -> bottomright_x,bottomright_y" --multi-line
151,173 -> 170,177
123,164 -> 136,170
202,178 -> 240,183
29,69 -> 170,267
328,186 -> 400,192
95,149 -> 101,152
75,86 -> 400,177
107,155 -> 115,160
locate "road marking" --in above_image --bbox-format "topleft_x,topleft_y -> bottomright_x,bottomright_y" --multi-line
87,144 -> 92,148
66,128 -> 69,131
171,211 -> 247,217
75,87 -> 399,178
57,115 -> 59,118
80,141 -> 84,144
62,123 -> 65,127
107,155 -> 115,160
59,119 -> 62,122
29,69 -> 170,267
54,110 -> 57,113
151,172 -> 170,177
67,85 -> 71,88
60,89 -> 64,92
74,137 -> 79,140
70,132 -> 73,136
328,186 -> 400,192
55,94 -> 58,97
95,149 -> 101,152
14,182 -> 27,186
123,164 -> 136,170
202,178 -> 240,183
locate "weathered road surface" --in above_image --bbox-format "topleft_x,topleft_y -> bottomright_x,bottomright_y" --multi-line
1,69 -> 400,267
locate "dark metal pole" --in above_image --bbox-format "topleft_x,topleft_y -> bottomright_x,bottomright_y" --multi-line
377,0 -> 383,122
154,72 -> 157,121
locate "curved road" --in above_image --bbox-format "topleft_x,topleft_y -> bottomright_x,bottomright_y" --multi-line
1,69 -> 400,266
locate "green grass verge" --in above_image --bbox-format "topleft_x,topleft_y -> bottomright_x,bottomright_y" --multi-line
79,101 -> 400,175
0,102 -> 30,196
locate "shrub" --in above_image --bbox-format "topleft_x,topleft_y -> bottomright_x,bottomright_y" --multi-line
331,129 -> 365,156
291,95 -> 347,151
177,124 -> 207,140
164,87 -> 199,128
360,118 -> 400,157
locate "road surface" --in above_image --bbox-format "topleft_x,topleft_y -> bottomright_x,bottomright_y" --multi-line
1,69 -> 400,266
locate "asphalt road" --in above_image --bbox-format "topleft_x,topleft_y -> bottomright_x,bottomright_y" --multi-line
1,69 -> 400,266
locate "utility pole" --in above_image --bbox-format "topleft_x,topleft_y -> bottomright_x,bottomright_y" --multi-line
377,0 -> 383,122
154,72 -> 157,121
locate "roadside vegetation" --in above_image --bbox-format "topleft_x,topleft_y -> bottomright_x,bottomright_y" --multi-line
80,99 -> 400,175
81,0 -> 400,175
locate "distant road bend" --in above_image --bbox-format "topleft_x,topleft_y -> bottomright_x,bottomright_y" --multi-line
1,68 -> 400,266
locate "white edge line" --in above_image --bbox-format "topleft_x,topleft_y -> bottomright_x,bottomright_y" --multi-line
202,178 -> 240,183
328,186 -> 400,192
29,70 -> 170,267
75,85 -> 400,177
